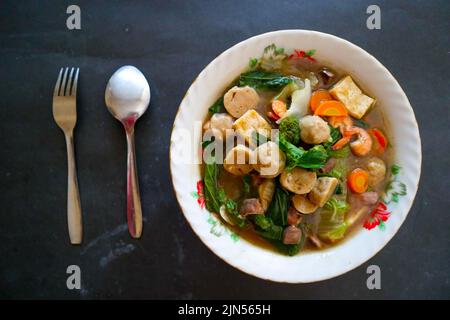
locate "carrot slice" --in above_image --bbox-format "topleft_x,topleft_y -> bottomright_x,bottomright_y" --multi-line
314,100 -> 348,117
272,100 -> 287,117
348,168 -> 369,193
369,128 -> 388,152
310,90 -> 332,112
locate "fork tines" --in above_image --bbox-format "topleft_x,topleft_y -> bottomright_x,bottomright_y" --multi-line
54,67 -> 79,97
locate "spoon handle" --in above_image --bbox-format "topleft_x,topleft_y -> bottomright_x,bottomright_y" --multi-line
125,126 -> 143,238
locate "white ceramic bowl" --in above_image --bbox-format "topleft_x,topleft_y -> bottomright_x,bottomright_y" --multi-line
170,30 -> 421,283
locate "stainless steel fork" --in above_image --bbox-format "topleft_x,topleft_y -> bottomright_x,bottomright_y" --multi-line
52,67 -> 82,244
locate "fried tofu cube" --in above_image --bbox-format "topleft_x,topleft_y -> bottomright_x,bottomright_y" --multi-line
232,110 -> 272,145
329,76 -> 376,119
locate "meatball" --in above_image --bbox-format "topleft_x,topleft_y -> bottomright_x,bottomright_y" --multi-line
280,168 -> 317,194
252,142 -> 286,178
299,115 -> 330,144
223,145 -> 253,176
203,113 -> 234,140
224,86 -> 260,118
366,157 -> 386,187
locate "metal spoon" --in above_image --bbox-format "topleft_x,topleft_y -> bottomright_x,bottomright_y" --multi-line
105,65 -> 150,238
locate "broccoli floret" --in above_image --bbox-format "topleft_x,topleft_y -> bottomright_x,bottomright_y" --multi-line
279,116 -> 300,145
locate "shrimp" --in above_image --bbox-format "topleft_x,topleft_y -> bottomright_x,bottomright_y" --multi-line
349,127 -> 372,156
332,126 -> 372,156
328,115 -> 353,128
332,125 -> 355,150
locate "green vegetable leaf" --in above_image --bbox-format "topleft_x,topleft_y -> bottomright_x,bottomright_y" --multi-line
217,189 -> 247,228
268,225 -> 306,256
202,139 -> 213,149
274,81 -> 303,101
242,175 -> 251,196
353,118 -> 370,129
327,145 -> 350,158
278,136 -> 328,170
253,216 -> 284,240
252,214 -> 272,230
318,168 -> 343,180
318,198 -> 349,241
266,186 -> 289,226
239,70 -> 293,90
249,57 -> 258,68
203,157 -> 246,228
326,126 -> 342,147
298,145 -> 329,169
208,97 -> 224,114
203,160 -> 221,213
324,198 -> 349,215
334,183 -> 343,195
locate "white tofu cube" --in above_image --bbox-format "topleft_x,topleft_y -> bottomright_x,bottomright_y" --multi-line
329,76 -> 376,119
232,109 -> 272,145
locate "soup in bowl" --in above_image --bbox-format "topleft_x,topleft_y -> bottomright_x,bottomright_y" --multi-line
170,30 -> 420,282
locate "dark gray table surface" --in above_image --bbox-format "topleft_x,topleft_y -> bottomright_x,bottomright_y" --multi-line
0,0 -> 449,299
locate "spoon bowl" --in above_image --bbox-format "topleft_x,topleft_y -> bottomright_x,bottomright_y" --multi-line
105,65 -> 150,122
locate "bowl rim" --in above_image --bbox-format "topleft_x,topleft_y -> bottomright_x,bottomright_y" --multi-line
169,29 -> 422,283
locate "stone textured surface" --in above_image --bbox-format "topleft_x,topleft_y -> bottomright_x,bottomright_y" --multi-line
0,0 -> 448,299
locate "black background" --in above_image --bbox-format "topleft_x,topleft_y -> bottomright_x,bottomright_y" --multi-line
0,0 -> 449,299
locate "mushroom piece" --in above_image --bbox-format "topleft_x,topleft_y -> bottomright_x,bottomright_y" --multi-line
252,141 -> 286,178
258,179 -> 276,211
299,115 -> 331,144
308,177 -> 339,207
224,86 -> 260,118
366,157 -> 386,187
223,145 -> 253,176
283,225 -> 302,245
280,168 -> 317,194
292,194 -> 319,214
239,198 -> 264,216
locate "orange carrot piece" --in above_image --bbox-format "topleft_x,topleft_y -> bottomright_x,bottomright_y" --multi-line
348,168 -> 369,193
310,90 -> 332,112
272,100 -> 287,117
314,100 -> 348,117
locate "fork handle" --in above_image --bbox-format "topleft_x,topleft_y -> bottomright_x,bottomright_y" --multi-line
125,126 -> 143,238
65,132 -> 83,244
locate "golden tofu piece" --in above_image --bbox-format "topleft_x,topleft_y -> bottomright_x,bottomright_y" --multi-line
329,76 -> 376,119
232,109 -> 272,145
